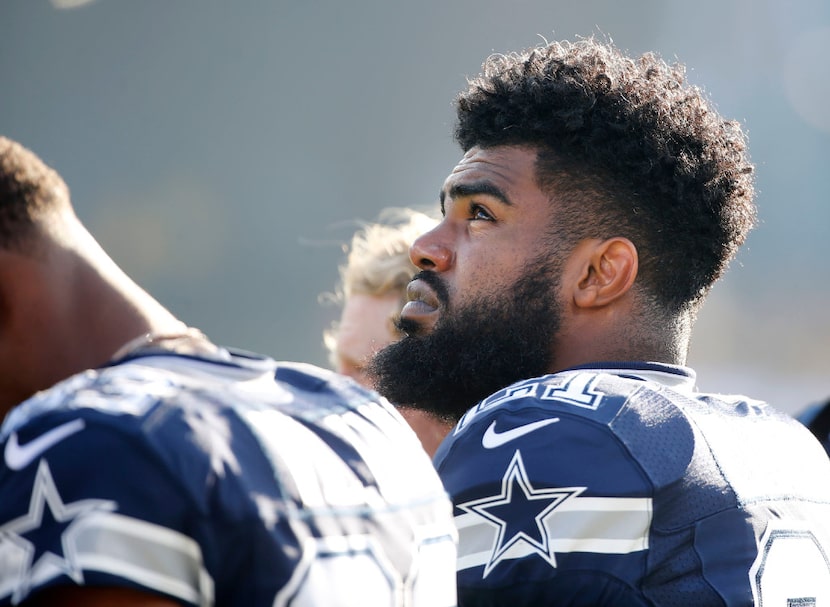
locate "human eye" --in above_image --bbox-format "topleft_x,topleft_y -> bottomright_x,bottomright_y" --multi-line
469,203 -> 495,222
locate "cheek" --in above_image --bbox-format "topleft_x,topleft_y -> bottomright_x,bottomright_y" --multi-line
455,245 -> 527,294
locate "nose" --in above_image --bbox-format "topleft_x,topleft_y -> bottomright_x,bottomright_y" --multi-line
410,225 -> 453,272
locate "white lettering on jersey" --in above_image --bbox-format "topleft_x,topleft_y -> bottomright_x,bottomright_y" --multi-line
750,522 -> 830,606
456,383 -> 540,435
274,532 -> 456,607
540,373 -> 604,410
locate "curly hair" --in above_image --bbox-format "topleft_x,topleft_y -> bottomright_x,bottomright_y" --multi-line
454,38 -> 756,313
0,136 -> 70,253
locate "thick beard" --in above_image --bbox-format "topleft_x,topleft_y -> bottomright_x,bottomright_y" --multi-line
368,256 -> 562,422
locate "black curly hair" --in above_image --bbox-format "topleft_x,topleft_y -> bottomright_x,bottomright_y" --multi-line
0,136 -> 70,253
454,38 -> 756,314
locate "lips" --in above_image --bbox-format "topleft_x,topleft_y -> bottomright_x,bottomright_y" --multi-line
400,278 -> 441,331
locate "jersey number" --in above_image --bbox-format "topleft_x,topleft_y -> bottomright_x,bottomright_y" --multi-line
750,526 -> 830,606
274,533 -> 456,607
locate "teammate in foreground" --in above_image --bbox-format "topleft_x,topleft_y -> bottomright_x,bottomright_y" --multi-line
324,207 -> 453,457
369,38 -> 830,605
0,136 -> 457,606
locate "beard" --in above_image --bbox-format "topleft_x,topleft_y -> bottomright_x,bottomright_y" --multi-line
367,254 -> 563,422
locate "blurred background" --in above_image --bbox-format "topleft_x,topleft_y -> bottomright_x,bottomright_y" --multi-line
1,0 -> 827,414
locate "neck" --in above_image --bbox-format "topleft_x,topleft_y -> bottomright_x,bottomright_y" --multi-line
67,226 -> 189,367
0,217 -> 187,420
550,308 -> 691,372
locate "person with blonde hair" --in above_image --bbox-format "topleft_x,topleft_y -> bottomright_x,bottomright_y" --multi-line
325,207 -> 453,457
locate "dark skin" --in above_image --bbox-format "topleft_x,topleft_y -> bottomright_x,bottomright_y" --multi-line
402,145 -> 674,374
0,210 -> 187,421
27,585 -> 180,606
1,209 -> 189,605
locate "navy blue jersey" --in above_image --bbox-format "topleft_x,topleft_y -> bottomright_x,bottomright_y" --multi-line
0,347 -> 457,606
434,362 -> 830,606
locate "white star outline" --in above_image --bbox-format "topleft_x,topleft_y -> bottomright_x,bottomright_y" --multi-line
457,450 -> 584,578
0,459 -> 116,604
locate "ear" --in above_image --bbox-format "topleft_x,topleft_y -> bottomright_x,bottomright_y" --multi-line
573,237 -> 638,309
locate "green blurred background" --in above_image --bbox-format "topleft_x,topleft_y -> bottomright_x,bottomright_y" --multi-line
1,0 -> 827,413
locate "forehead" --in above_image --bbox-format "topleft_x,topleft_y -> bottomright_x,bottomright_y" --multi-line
442,146 -> 541,200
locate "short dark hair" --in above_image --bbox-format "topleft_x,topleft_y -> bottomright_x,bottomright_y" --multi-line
454,38 -> 756,313
0,136 -> 70,252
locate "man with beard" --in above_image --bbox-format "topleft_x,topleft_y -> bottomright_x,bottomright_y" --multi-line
369,37 -> 830,605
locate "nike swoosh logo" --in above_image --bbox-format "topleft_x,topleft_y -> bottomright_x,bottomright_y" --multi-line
482,418 -> 559,449
4,419 -> 86,471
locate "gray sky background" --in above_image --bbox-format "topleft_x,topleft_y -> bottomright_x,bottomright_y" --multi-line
1,0 -> 827,413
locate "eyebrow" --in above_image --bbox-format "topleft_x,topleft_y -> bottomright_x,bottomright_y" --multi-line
439,181 -> 513,210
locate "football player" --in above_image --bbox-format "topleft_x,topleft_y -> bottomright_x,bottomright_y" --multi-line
0,136 -> 457,606
369,38 -> 830,605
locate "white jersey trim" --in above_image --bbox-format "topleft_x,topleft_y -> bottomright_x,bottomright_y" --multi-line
455,494 -> 652,572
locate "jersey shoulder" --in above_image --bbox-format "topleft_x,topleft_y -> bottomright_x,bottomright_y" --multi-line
439,369 -> 668,467
1,354 -> 195,440
0,352 -> 457,607
435,370 -> 670,512
438,370 -> 830,605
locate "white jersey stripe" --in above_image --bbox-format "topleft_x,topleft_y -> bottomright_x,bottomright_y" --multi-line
455,495 -> 652,571
71,511 -> 215,606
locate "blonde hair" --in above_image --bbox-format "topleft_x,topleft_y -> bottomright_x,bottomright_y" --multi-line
339,207 -> 438,302
323,207 -> 438,360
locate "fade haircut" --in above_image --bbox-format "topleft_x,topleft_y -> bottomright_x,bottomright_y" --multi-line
0,137 -> 70,252
454,38 -> 756,314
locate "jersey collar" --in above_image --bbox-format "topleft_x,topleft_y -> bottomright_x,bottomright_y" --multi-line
564,361 -> 697,393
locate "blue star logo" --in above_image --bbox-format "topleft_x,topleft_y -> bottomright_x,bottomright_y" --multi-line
0,459 -> 116,603
457,450 -> 583,577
